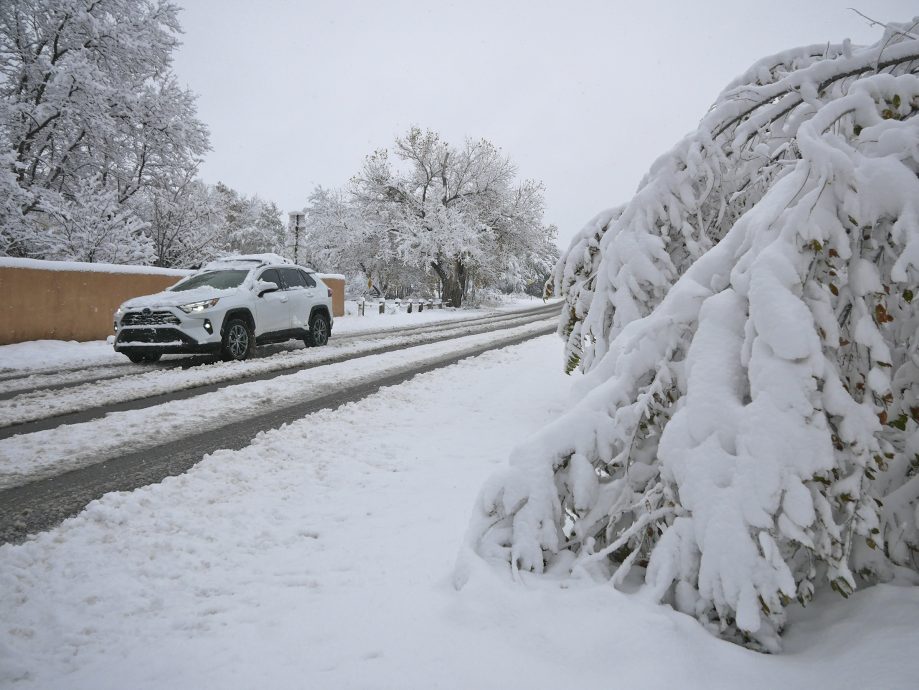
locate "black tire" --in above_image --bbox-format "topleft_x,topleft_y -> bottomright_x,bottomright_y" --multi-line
125,352 -> 162,364
304,312 -> 330,347
221,318 -> 253,361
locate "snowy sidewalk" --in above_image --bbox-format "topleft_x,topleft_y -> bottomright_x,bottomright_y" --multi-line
1,336 -> 918,689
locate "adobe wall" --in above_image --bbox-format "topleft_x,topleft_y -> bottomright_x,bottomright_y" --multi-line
0,260 -> 347,345
318,275 -> 346,319
0,265 -> 185,345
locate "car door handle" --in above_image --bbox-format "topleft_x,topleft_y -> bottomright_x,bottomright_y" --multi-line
280,296 -> 288,303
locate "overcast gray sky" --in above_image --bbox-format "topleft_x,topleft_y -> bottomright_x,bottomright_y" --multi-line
172,0 -> 914,248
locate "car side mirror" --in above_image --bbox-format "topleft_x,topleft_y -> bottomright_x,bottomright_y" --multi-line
255,279 -> 280,297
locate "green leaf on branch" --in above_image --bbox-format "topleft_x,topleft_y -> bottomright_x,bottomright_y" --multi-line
565,354 -> 580,375
888,414 -> 909,431
830,579 -> 851,598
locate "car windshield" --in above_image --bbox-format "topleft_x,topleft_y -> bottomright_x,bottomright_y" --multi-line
170,269 -> 249,292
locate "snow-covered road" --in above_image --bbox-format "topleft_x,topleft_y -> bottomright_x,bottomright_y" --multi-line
2,335 -> 917,689
0,303 -> 559,432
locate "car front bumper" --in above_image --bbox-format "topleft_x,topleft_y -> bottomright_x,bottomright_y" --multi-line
113,307 -> 223,354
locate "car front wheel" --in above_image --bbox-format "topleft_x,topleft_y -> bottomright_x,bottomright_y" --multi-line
222,318 -> 253,361
305,312 -> 330,347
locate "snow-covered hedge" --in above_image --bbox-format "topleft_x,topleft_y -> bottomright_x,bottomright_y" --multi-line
459,19 -> 919,651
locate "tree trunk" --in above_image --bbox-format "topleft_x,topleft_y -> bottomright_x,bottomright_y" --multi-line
443,259 -> 468,307
431,258 -> 468,307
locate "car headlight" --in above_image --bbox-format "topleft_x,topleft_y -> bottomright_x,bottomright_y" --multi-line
114,305 -> 125,319
178,298 -> 220,314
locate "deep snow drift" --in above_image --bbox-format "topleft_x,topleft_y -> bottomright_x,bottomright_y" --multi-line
1,336 -> 918,688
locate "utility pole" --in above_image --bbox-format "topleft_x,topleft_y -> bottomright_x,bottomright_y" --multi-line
288,211 -> 305,264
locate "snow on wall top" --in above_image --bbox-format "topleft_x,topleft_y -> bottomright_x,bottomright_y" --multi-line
0,257 -> 192,277
0,256 -> 347,282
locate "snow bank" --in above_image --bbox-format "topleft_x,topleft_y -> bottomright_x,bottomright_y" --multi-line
0,339 -> 124,372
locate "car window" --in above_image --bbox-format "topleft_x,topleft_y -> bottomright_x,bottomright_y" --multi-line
170,269 -> 249,292
280,267 -> 307,289
299,269 -> 317,287
259,268 -> 283,288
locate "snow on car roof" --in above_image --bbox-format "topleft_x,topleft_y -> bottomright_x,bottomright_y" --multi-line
197,254 -> 320,273
199,253 -> 306,272
211,253 -> 292,265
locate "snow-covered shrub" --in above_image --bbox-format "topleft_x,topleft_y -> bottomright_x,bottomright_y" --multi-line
459,20 -> 919,651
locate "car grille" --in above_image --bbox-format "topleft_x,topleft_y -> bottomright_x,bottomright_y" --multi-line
122,310 -> 181,326
117,327 -> 192,345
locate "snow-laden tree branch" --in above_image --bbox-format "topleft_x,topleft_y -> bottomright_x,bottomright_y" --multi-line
0,0 -> 209,263
459,19 -> 919,652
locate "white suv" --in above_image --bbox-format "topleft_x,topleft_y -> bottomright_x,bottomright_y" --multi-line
113,254 -> 334,363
